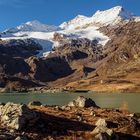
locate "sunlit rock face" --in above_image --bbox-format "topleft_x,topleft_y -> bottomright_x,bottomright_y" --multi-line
0,102 -> 39,130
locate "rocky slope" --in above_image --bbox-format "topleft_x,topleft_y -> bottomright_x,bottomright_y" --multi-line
44,21 -> 140,93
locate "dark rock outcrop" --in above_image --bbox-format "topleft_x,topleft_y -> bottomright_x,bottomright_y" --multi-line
0,39 -> 42,58
26,56 -> 73,82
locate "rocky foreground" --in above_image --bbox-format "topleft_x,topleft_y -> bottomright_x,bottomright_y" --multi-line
0,96 -> 140,140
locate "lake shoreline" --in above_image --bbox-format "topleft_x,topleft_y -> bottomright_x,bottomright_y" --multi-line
0,92 -> 140,113
1,86 -> 140,94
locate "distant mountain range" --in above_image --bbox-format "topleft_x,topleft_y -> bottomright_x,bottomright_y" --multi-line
0,6 -> 140,93
1,6 -> 139,57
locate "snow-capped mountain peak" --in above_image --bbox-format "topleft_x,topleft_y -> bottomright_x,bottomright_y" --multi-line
5,20 -> 60,33
114,6 -> 133,18
19,20 -> 46,29
60,15 -> 88,29
24,20 -> 41,26
60,6 -> 134,30
91,6 -> 133,25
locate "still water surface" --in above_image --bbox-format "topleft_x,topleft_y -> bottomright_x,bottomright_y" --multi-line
0,92 -> 140,113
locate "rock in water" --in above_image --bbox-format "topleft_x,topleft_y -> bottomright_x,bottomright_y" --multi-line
68,96 -> 98,108
28,101 -> 42,106
0,102 -> 39,130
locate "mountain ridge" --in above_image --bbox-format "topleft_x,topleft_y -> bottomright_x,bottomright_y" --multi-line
1,6 -> 138,34
1,6 -> 137,57
60,6 -> 134,29
4,20 -> 60,33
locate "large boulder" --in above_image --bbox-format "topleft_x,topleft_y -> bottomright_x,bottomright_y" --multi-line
91,118 -> 118,140
92,126 -> 113,136
0,102 -> 39,130
68,96 -> 98,108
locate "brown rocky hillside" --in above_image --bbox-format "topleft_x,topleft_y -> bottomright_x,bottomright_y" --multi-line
0,21 -> 140,92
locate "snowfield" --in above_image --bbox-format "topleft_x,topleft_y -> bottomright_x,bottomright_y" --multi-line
1,27 -> 109,57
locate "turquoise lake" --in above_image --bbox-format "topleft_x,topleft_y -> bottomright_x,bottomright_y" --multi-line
0,92 -> 140,113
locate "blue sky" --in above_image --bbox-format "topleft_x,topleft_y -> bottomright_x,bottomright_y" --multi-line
0,0 -> 140,31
